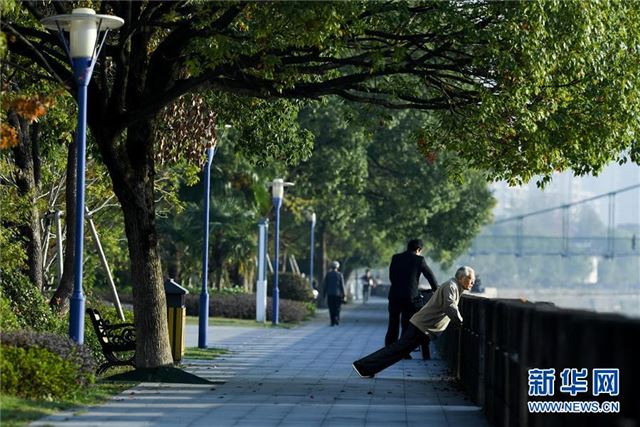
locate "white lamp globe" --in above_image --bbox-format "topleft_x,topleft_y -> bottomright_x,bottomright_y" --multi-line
70,9 -> 98,58
272,179 -> 284,199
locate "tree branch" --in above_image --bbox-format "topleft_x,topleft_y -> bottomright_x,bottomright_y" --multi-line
3,23 -> 70,87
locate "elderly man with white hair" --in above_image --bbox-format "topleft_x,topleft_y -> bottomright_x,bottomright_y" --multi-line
352,266 -> 475,378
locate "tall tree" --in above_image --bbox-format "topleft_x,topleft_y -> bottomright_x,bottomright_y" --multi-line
291,102 -> 495,280
4,1 -> 639,368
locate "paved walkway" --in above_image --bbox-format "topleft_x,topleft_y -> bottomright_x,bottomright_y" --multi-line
32,297 -> 489,427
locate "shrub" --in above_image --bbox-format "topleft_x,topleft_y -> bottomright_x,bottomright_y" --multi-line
303,301 -> 317,317
0,273 -> 66,333
0,330 -> 96,380
185,292 -> 312,323
0,330 -> 96,399
265,297 -> 310,323
266,272 -> 314,302
0,294 -> 19,331
1,346 -> 82,399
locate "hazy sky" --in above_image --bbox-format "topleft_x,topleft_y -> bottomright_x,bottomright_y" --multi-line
491,161 -> 640,227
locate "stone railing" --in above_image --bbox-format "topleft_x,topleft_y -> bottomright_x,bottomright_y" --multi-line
439,295 -> 639,427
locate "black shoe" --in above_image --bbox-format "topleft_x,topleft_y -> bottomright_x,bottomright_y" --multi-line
402,354 -> 413,360
352,363 -> 374,379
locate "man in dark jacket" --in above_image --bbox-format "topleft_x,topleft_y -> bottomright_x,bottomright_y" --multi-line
386,239 -> 438,353
322,260 -> 346,326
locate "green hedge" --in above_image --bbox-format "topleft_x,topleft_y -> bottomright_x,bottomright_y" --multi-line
266,272 -> 314,302
0,330 -> 95,400
1,346 -> 83,399
184,292 -> 313,323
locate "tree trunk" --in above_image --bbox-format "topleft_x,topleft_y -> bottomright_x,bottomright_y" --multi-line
50,140 -> 76,312
10,112 -> 43,290
120,189 -> 173,368
110,121 -> 173,368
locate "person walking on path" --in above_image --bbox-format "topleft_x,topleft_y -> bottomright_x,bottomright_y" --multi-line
352,266 -> 475,378
322,260 -> 346,326
386,239 -> 438,352
361,269 -> 376,304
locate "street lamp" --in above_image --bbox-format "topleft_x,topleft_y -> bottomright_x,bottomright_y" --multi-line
41,8 -> 124,344
198,145 -> 216,349
308,212 -> 316,290
269,178 -> 294,325
199,125 -> 230,348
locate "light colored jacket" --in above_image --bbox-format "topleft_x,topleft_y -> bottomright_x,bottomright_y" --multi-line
409,277 -> 465,337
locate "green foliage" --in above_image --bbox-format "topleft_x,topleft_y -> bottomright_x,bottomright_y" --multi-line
184,293 -> 312,323
291,102 -> 495,271
0,162 -> 29,273
0,294 -> 19,331
5,1 -> 640,371
303,301 -> 317,317
0,346 -> 87,400
213,95 -> 315,167
183,347 -> 229,360
157,129 -> 283,290
420,1 -> 640,185
0,330 -> 96,400
12,1 -> 636,188
212,287 -> 250,295
0,57 -> 126,293
0,274 -> 65,333
267,272 -> 314,302
425,178 -> 497,266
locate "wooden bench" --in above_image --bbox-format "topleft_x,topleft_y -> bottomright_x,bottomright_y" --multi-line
86,308 -> 136,375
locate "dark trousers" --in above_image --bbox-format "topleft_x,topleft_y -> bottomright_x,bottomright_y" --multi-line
327,295 -> 342,325
385,298 -> 415,346
362,285 -> 370,304
354,324 -> 430,376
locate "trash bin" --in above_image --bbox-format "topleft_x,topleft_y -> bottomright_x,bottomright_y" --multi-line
164,278 -> 188,362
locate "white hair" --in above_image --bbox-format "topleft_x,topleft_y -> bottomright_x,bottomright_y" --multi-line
455,265 -> 475,280
330,260 -> 340,270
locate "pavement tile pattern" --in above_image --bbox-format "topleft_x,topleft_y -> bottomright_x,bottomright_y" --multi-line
31,297 -> 488,427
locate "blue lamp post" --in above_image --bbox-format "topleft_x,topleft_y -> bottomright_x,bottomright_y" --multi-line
198,125 -> 229,348
308,212 -> 316,290
41,8 -> 124,344
270,178 -> 293,325
198,145 -> 216,348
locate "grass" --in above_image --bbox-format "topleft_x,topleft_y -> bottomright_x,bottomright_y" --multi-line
0,346 -> 230,426
184,346 -> 230,360
185,316 -> 296,328
0,380 -> 136,427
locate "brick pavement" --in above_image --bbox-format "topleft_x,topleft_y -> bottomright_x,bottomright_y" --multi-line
31,297 -> 488,427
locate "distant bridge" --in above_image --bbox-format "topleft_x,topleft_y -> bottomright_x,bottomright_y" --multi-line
469,184 -> 639,258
